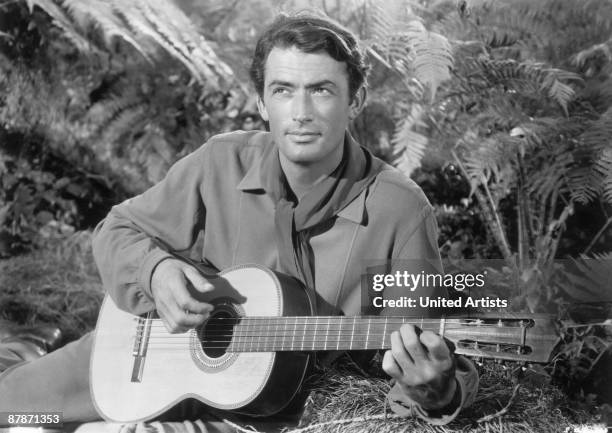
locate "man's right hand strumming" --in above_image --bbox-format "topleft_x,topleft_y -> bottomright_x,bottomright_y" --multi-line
151,259 -> 214,333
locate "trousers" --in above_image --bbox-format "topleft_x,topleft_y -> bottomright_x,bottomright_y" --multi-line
0,332 -> 99,422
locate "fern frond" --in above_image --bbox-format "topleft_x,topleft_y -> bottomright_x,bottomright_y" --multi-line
365,0 -> 393,45
464,58 -> 581,113
554,254 -> 612,302
485,30 -> 520,49
457,130 -> 519,197
61,0 -> 150,60
87,92 -> 146,137
564,107 -> 612,204
25,0 -> 234,87
99,104 -> 148,153
579,107 -> 612,151
390,105 -> 428,177
363,1 -> 452,98
26,0 -> 92,52
567,166 -> 600,205
118,0 -> 232,87
410,29 -> 453,100
546,79 -> 575,115
596,147 -> 612,204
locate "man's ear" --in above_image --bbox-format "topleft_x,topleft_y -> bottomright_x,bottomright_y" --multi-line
349,87 -> 367,120
256,96 -> 269,122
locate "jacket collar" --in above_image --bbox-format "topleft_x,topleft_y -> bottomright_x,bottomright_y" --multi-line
236,131 -> 368,225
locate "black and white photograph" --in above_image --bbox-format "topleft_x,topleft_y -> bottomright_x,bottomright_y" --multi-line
0,0 -> 611,432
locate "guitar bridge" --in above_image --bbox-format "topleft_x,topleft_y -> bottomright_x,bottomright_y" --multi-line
131,313 -> 153,382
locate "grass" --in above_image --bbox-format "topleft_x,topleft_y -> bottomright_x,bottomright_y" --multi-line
0,233 -> 608,432
291,357 -> 603,433
0,231 -> 104,342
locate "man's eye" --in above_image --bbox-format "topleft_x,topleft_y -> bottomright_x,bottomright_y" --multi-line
313,88 -> 331,95
272,88 -> 288,95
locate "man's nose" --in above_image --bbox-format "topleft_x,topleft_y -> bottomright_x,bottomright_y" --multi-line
291,92 -> 314,123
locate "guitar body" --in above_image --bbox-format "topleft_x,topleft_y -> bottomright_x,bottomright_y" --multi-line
90,264 -> 312,422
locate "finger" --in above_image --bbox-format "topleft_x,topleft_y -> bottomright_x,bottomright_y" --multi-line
382,349 -> 403,379
390,330 -> 413,371
161,273 -> 207,324
183,267 -> 214,293
159,311 -> 187,334
166,296 -> 209,328
173,280 -> 214,315
400,324 -> 428,362
176,310 -> 209,328
444,337 -> 456,354
420,330 -> 450,361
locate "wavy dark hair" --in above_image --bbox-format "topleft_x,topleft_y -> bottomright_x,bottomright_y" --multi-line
249,12 -> 369,99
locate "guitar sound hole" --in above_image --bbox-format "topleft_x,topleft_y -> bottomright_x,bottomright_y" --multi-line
198,309 -> 236,359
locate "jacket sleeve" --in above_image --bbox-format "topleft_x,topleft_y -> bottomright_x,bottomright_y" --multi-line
91,144 -> 209,315
383,205 -> 479,425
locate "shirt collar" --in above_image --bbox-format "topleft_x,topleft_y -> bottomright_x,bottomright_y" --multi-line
236,131 -> 368,225
337,189 -> 367,225
236,157 -> 265,191
236,132 -> 271,192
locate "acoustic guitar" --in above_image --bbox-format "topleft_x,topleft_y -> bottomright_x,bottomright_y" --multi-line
90,264 -> 559,422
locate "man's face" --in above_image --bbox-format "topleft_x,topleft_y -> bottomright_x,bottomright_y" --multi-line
257,46 -> 364,168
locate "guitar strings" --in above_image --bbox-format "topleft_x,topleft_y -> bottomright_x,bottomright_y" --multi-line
135,318 -> 532,350
142,323 -> 528,331
140,324 -> 526,349
140,319 -> 530,327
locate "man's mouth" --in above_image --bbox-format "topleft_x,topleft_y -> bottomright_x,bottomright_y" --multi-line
287,131 -> 320,142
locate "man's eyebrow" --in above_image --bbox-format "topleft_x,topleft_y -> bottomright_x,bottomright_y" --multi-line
267,80 -> 294,88
305,80 -> 338,89
267,79 -> 338,89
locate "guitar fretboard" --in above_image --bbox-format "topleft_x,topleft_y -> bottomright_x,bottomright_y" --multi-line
211,316 -> 451,352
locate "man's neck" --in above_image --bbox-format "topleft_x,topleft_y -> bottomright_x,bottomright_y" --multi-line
279,145 -> 344,202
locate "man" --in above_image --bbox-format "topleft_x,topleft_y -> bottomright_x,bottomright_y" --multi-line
0,11 -> 477,428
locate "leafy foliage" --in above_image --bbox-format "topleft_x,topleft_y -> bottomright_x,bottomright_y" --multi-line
339,0 -> 454,177
23,0 -> 235,87
411,0 -> 612,316
0,1 -> 245,193
0,127 -> 117,254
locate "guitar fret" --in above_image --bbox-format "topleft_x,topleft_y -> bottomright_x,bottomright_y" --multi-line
280,317 -> 284,351
336,316 -> 344,350
350,316 -> 356,350
270,318 -> 279,350
311,317 -> 316,350
364,317 -> 372,349
292,318 -> 297,351
258,318 -> 263,352
382,316 -> 388,349
301,317 -> 305,351
270,318 -> 274,352
325,317 -> 330,351
244,321 -> 249,352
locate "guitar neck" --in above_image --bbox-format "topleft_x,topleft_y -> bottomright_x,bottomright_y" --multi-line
227,316 -> 430,352
210,315 -> 557,363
